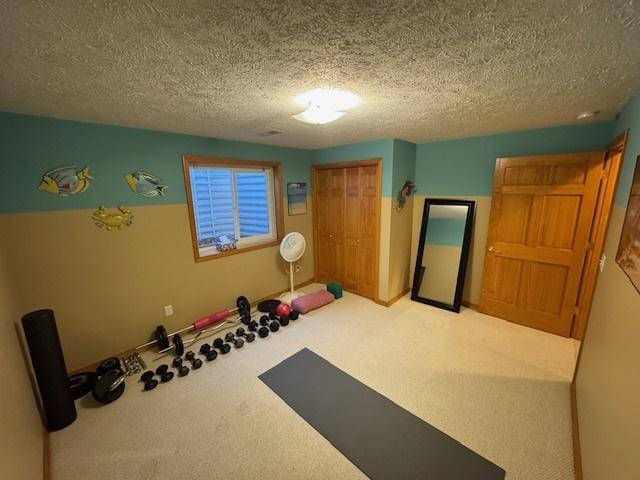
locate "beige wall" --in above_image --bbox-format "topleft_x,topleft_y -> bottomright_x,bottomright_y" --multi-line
0,197 -> 314,370
575,206 -> 640,479
0,233 -> 44,479
386,196 -> 414,301
410,195 -> 491,305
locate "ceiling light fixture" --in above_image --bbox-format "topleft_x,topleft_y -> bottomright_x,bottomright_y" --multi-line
577,111 -> 598,120
292,88 -> 360,125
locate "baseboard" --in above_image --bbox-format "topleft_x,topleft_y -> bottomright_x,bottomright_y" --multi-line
571,381 -> 583,480
43,428 -> 50,480
70,278 -> 316,375
461,300 -> 479,310
375,288 -> 411,307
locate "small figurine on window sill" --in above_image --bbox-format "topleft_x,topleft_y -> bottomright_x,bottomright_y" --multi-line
214,235 -> 237,252
396,180 -> 417,212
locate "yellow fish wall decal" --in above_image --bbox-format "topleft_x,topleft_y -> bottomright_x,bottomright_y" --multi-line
38,165 -> 93,196
92,205 -> 134,231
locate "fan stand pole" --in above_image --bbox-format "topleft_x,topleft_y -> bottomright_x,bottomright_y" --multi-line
289,262 -> 295,295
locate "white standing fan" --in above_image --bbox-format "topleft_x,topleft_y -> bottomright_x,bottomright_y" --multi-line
279,232 -> 306,304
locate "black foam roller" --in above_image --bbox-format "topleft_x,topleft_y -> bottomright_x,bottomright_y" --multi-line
21,309 -> 77,431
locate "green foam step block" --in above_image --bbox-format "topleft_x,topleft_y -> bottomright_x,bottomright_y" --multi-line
326,282 -> 343,299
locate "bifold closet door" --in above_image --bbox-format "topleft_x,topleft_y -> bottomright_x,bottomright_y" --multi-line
315,163 -> 379,300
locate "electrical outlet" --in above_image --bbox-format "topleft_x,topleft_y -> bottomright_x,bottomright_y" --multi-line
164,305 -> 174,316
598,254 -> 606,273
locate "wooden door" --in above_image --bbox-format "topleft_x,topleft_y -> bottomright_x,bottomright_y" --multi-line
313,160 -> 381,301
479,152 -> 605,336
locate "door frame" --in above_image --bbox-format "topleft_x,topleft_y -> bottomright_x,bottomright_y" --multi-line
571,131 -> 629,339
311,158 -> 382,303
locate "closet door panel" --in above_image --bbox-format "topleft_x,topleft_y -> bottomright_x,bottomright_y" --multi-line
328,168 -> 346,284
344,167 -> 361,292
358,165 -> 379,299
316,169 -> 332,283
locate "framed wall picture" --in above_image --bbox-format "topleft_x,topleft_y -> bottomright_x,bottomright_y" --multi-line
616,155 -> 640,293
287,182 -> 307,215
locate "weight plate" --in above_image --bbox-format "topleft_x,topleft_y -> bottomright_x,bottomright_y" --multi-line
93,370 -> 125,404
69,372 -> 97,400
155,325 -> 169,351
96,357 -> 121,377
173,334 -> 184,357
257,299 -> 280,314
236,295 -> 251,317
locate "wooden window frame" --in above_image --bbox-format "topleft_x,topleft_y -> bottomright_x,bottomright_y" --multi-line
182,155 -> 284,263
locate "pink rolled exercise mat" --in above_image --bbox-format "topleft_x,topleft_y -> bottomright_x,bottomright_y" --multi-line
291,290 -> 335,314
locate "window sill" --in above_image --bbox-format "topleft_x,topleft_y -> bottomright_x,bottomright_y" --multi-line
193,236 -> 282,263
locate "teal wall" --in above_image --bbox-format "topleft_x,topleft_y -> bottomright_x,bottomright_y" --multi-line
612,93 -> 640,206
0,112 -> 311,214
425,218 -> 466,246
310,139 -> 395,196
392,139 -> 417,196
415,122 -> 614,196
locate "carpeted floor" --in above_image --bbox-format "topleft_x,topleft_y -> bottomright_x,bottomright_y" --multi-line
51,284 -> 579,480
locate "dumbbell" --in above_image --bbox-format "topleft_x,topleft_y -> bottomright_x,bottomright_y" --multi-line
155,364 -> 174,383
278,315 -> 290,327
212,337 -> 231,354
199,342 -> 218,361
140,370 -> 158,391
205,349 -> 218,362
172,357 -> 183,368
224,332 -> 244,349
247,320 -> 259,332
236,327 -> 255,343
290,310 -> 300,320
190,356 -> 203,370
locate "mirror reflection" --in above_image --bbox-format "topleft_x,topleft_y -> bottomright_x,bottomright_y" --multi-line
412,200 -> 475,312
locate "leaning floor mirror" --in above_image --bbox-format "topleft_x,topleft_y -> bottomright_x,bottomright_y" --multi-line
411,199 -> 475,312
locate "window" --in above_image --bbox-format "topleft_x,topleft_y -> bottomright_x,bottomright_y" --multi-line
183,156 -> 283,261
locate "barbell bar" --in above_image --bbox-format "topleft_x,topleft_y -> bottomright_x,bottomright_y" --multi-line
135,296 -> 251,351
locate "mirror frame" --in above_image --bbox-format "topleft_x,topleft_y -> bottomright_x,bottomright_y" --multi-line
411,198 -> 476,313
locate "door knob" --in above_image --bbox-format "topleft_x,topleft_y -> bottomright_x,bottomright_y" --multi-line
488,246 -> 502,255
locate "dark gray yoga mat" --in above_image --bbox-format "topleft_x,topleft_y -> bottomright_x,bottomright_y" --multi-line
259,348 -> 505,480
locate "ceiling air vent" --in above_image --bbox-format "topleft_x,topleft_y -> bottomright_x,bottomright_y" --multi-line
258,129 -> 284,137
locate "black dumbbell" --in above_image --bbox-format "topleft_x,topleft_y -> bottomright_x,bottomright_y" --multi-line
144,379 -> 158,391
279,315 -> 290,327
200,343 -> 211,355
247,320 -> 259,332
290,310 -> 300,320
178,365 -> 189,377
140,370 -> 154,382
156,364 -> 169,375
236,327 -> 255,343
206,349 -> 218,362
212,337 -> 231,354
269,320 -> 280,332
160,371 -> 174,383
172,357 -> 183,368
185,351 -> 195,361
257,325 -> 269,338
269,311 -> 277,320
225,332 -> 244,349
191,357 -> 203,369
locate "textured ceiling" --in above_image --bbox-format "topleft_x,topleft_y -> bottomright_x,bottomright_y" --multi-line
1,0 -> 639,149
